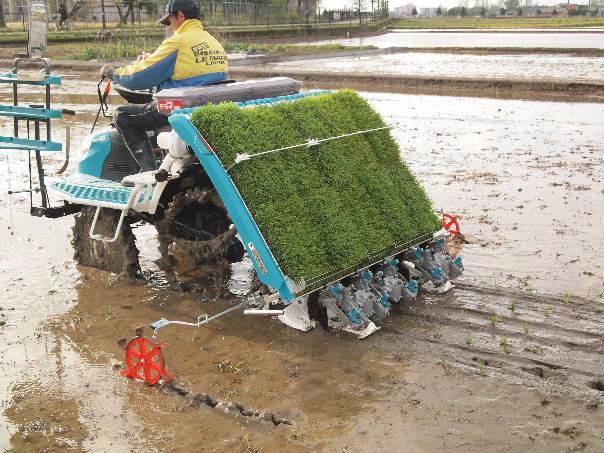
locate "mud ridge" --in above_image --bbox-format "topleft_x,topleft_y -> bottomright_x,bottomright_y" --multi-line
407,309 -> 601,349
371,280 -> 604,411
163,383 -> 294,426
453,281 -> 604,309
380,328 -> 604,409
419,335 -> 601,379
3,57 -> 602,103
419,301 -> 603,339
229,67 -> 604,103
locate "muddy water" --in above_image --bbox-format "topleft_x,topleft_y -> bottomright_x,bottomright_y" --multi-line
313,31 -> 604,49
1,74 -> 603,452
363,92 -> 604,300
268,52 -> 604,83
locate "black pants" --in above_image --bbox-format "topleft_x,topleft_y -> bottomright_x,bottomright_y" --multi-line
113,102 -> 170,171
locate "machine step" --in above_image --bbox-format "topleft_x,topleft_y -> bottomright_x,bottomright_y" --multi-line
49,175 -> 154,210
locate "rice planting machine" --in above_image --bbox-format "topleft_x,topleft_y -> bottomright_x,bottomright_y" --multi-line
0,5 -> 469,393
2,60 -> 463,340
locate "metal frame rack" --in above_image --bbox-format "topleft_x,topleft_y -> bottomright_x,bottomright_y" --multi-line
0,57 -> 76,217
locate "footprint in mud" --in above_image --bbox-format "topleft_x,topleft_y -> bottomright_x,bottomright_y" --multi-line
521,365 -> 545,378
588,379 -> 604,392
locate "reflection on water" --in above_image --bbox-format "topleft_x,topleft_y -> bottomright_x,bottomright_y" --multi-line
269,52 -> 604,83
313,31 -> 604,49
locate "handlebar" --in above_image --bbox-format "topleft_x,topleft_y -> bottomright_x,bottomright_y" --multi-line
97,77 -> 112,106
91,77 -> 112,133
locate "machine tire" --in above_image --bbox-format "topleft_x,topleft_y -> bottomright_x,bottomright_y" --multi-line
72,206 -> 142,277
154,188 -> 245,293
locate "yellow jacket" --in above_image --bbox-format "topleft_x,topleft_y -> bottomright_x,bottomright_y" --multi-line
113,19 -> 227,91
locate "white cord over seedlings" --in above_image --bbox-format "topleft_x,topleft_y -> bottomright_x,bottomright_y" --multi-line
231,124 -> 396,169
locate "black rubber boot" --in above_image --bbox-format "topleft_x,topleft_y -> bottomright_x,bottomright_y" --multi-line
131,141 -> 157,172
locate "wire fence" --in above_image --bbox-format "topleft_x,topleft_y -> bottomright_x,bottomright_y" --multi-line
0,2 -> 387,31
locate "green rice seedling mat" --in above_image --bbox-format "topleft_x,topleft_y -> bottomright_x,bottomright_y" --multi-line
191,90 -> 440,288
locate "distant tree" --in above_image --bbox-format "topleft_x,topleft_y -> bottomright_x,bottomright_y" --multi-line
57,0 -> 87,20
516,6 -> 522,14
552,7 -> 557,15
140,1 -> 158,16
0,1 -> 7,28
536,8 -> 541,14
374,0 -> 388,16
460,5 -> 467,15
479,6 -> 486,16
499,6 -> 506,14
353,0 -> 366,23
114,0 -> 137,25
436,5 -> 442,15
504,0 -> 519,12
412,6 -> 417,15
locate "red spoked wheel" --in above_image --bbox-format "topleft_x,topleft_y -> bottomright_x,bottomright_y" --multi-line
119,329 -> 174,386
442,213 -> 461,236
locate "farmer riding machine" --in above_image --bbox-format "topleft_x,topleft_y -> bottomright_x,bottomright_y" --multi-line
2,12 -> 464,338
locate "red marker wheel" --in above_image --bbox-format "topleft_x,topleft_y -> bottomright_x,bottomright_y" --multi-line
121,335 -> 174,386
442,213 -> 461,236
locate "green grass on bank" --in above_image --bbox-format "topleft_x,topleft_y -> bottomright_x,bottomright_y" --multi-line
0,38 -> 374,61
73,41 -> 374,60
190,90 -> 440,285
0,27 -> 166,45
0,19 -> 388,45
390,16 -> 604,29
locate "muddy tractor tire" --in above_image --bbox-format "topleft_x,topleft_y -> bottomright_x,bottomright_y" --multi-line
72,206 -> 141,277
155,187 -> 245,292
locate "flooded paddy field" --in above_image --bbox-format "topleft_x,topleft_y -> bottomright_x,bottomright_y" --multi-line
0,75 -> 603,452
387,27 -> 604,32
233,41 -> 604,103
313,30 -> 604,49
265,51 -> 604,83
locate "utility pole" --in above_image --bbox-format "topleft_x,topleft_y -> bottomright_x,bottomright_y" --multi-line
100,0 -> 106,29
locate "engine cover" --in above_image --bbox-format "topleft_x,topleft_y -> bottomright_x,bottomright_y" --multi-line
78,129 -> 139,181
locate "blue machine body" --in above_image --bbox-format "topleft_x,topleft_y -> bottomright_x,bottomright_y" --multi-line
78,130 -> 112,177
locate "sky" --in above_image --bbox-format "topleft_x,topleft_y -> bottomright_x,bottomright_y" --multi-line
320,0 -> 591,9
